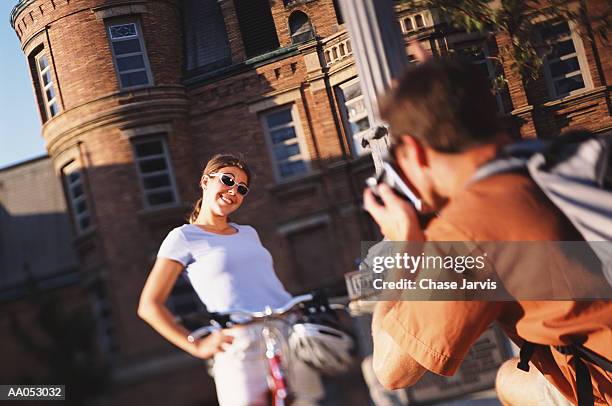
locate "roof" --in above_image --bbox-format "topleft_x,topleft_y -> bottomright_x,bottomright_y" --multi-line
9,0 -> 36,29
0,154 -> 49,173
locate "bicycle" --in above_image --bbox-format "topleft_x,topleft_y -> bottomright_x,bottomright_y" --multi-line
188,293 -> 348,406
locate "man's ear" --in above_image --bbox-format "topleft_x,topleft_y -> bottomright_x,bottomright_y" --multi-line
398,134 -> 428,168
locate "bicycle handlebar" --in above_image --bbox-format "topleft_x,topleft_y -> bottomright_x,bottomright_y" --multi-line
220,293 -> 315,320
187,293 -> 316,343
328,303 -> 346,311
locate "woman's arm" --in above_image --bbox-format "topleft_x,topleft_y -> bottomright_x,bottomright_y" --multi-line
138,257 -> 233,359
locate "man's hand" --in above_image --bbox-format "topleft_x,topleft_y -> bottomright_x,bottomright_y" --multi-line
363,183 -> 424,242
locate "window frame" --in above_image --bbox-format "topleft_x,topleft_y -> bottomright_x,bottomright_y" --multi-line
414,14 -> 424,28
90,280 -> 119,356
34,50 -> 60,120
183,0 -> 232,73
288,10 -> 315,45
105,19 -> 154,90
62,161 -> 93,234
403,16 -> 414,32
336,77 -> 372,158
539,20 -> 592,100
234,0 -> 281,58
401,11 -> 431,33
131,136 -> 180,209
449,39 -> 506,114
260,104 -> 311,182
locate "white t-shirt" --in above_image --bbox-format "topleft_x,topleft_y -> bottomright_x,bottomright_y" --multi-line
157,223 -> 292,313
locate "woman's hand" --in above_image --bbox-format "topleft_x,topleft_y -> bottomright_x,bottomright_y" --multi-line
190,330 -> 234,359
139,258 -> 235,358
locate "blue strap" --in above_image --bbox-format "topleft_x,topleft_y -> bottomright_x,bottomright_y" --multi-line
470,156 -> 529,184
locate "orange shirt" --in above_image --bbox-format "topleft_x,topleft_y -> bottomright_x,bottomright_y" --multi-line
380,172 -> 612,405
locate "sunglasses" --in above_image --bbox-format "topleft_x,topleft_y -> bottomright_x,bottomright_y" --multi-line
208,172 -> 250,196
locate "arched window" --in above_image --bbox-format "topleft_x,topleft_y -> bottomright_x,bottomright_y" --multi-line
289,11 -> 314,44
403,17 -> 414,32
183,0 -> 231,71
415,14 -> 424,28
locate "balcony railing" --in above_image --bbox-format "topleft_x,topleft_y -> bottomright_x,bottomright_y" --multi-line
322,31 -> 353,67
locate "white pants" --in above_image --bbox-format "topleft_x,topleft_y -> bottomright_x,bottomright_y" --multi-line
212,322 -> 325,406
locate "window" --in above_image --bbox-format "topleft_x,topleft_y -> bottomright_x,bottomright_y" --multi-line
91,280 -> 119,355
401,11 -> 431,33
403,17 -> 414,32
452,42 -> 506,113
107,21 -> 153,89
35,51 -> 60,120
261,106 -> 309,180
62,161 -> 92,233
132,137 -> 178,207
538,20 -> 589,98
414,14 -> 424,28
234,0 -> 280,58
289,11 -> 315,44
337,78 -> 372,157
183,0 -> 231,72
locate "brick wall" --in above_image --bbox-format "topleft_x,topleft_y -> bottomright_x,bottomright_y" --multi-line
270,0 -> 340,47
8,0 -> 610,404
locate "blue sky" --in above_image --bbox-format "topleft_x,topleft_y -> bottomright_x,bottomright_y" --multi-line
0,2 -> 46,169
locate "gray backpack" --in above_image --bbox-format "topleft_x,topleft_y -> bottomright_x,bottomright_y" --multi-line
471,130 -> 612,406
472,130 -> 612,286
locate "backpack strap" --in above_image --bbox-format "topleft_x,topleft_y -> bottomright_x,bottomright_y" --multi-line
517,340 -> 536,372
469,132 -> 598,185
471,156 -> 530,183
518,340 -> 612,406
568,344 -> 612,372
572,348 -> 596,406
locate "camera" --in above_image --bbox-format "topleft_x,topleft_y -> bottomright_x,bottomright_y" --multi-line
366,159 -> 423,212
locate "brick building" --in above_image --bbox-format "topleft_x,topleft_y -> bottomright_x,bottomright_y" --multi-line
6,0 -> 611,404
0,156 -> 95,399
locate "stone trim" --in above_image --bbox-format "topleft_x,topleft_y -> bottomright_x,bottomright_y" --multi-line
120,123 -> 173,139
510,104 -> 535,117
541,86 -> 608,110
248,87 -> 302,113
92,2 -> 148,20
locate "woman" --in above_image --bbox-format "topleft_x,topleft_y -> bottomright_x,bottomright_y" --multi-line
137,154 -> 323,406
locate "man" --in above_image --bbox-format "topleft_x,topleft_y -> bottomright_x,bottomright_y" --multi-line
363,58 -> 611,405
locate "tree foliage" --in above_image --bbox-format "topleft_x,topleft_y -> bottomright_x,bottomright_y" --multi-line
399,0 -> 610,81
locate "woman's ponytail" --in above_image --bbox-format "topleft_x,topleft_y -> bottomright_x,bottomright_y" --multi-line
189,197 -> 203,224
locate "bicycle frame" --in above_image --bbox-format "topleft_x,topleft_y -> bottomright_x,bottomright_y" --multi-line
188,294 -> 320,406
261,324 -> 291,406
